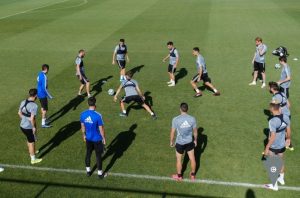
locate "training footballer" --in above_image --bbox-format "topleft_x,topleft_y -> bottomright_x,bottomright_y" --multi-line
163,41 -> 179,87
76,49 -> 91,97
112,39 -> 129,81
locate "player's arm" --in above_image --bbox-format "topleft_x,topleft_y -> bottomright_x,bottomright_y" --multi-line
29,113 -> 36,133
114,85 -> 123,102
163,54 -> 170,62
76,63 -> 82,79
81,123 -> 86,142
41,74 -> 53,99
264,132 -> 276,155
193,127 -> 198,147
126,52 -> 130,63
287,99 -> 291,108
99,125 -> 106,145
252,52 -> 256,64
174,51 -> 179,67
170,128 -> 176,147
112,51 -> 116,64
259,46 -> 267,56
198,66 -> 203,79
277,71 -> 291,84
18,110 -> 23,119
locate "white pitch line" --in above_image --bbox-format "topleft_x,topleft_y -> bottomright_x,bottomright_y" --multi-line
1,164 -> 300,192
0,0 -> 70,20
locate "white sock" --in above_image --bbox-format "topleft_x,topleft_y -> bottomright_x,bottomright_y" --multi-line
98,170 -> 103,175
86,167 -> 91,172
195,89 -> 200,93
150,112 -> 154,116
42,118 -> 46,125
213,89 -> 218,93
122,110 -> 126,114
30,155 -> 36,161
279,173 -> 284,179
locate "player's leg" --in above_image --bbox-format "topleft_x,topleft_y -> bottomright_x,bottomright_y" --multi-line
119,98 -> 127,117
121,67 -> 126,81
167,64 -> 173,84
78,84 -> 84,96
85,140 -> 94,176
85,82 -> 91,97
22,128 -> 42,164
249,63 -> 258,85
172,149 -> 183,181
40,98 -> 51,128
95,141 -> 107,179
204,82 -> 220,96
141,103 -> 156,120
260,63 -> 266,88
187,147 -> 196,180
277,152 -> 285,185
168,66 -> 176,87
191,75 -> 202,97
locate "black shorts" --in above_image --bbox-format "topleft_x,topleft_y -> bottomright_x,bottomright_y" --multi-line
39,98 -> 48,111
280,87 -> 290,99
117,60 -> 126,69
253,61 -> 265,73
20,127 -> 35,143
175,142 -> 195,154
121,95 -> 144,105
192,73 -> 211,83
168,64 -> 176,73
269,147 -> 286,155
77,71 -> 89,85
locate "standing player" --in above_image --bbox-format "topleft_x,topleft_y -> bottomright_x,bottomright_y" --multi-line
163,41 -> 179,87
264,101 -> 291,191
112,39 -> 129,81
76,49 -> 91,97
249,37 -> 267,88
277,56 -> 291,98
114,71 -> 157,119
18,88 -> 42,164
80,97 -> 107,179
190,47 -> 220,97
37,64 -> 53,128
170,103 -> 197,181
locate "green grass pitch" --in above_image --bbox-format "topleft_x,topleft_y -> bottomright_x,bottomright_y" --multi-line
0,0 -> 300,197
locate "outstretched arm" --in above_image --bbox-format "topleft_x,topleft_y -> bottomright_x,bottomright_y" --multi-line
163,54 -> 170,62
170,128 -> 176,147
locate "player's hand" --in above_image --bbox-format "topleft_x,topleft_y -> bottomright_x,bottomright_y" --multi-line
83,135 -> 86,142
79,75 -> 82,80
263,149 -> 269,156
285,138 -> 291,147
142,96 -> 145,101
194,140 -> 197,147
112,60 -> 115,65
113,96 -> 117,102
163,59 -> 166,63
102,138 -> 106,145
170,142 -> 174,147
32,127 -> 36,134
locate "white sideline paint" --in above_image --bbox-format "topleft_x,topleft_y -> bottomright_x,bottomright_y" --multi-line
0,0 -> 70,20
1,163 -> 300,192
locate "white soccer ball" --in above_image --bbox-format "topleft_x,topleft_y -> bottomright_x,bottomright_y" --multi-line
108,89 -> 115,96
275,64 -> 281,69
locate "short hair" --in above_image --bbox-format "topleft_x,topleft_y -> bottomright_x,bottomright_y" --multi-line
255,37 -> 262,42
269,101 -> 280,111
29,88 -> 37,97
193,47 -> 200,52
180,103 -> 188,112
120,39 -> 125,42
42,64 -> 49,71
279,56 -> 287,63
167,41 -> 173,46
125,71 -> 133,79
78,49 -> 85,54
269,81 -> 280,91
88,97 -> 96,106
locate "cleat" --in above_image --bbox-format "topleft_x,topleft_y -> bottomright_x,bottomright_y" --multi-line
172,174 -> 183,181
168,83 -> 175,87
31,158 -> 42,165
213,91 -> 221,96
0,167 -> 4,172
286,144 -> 294,151
249,82 -> 256,86
86,171 -> 92,177
264,183 -> 278,191
98,172 -> 108,179
42,124 -> 52,128
151,114 -> 157,120
261,83 -> 266,88
167,81 -> 172,84
190,173 -> 196,181
194,93 -> 202,98
119,112 -> 127,117
277,177 -> 285,185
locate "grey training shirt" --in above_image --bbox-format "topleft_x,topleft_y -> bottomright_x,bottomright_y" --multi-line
254,43 -> 267,63
172,114 -> 197,145
269,114 -> 290,150
19,100 -> 38,129
280,64 -> 291,89
122,79 -> 139,96
196,54 -> 207,74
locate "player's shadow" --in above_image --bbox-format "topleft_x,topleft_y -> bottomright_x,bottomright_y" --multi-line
125,91 -> 154,115
102,124 -> 137,172
91,75 -> 113,97
181,127 -> 207,175
263,109 -> 272,120
38,121 -> 81,158
48,96 -> 84,124
245,189 -> 256,198
175,68 -> 188,84
128,65 -> 144,76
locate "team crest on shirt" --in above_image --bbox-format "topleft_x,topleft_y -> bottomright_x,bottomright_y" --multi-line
180,121 -> 191,128
84,116 -> 93,124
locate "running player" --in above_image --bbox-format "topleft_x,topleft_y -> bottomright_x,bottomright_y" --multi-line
76,49 -> 91,97
249,37 -> 267,88
163,41 -> 179,87
264,101 -> 291,191
190,47 -> 220,97
37,64 -> 53,128
112,39 -> 129,81
80,97 -> 107,179
114,71 -> 157,119
18,88 -> 42,164
277,56 -> 291,98
170,103 -> 197,181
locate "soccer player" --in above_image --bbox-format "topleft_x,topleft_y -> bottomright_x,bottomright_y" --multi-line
80,97 -> 107,179
277,56 -> 291,98
190,47 -> 220,97
163,41 -> 179,87
114,71 -> 157,119
112,39 -> 129,81
37,64 -> 53,128
76,49 -> 91,97
170,103 -> 197,181
264,101 -> 291,191
18,88 -> 42,164
249,37 -> 267,88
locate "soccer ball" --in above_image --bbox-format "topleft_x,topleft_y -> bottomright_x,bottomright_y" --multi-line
108,89 -> 115,96
275,64 -> 281,69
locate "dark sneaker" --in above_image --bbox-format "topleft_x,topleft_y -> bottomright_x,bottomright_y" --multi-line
194,93 -> 202,98
98,172 -> 108,179
86,171 -> 92,177
152,114 -> 157,120
119,112 -> 127,117
213,91 -> 221,96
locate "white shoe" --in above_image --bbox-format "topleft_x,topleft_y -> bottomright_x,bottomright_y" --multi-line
0,167 -> 4,172
88,94 -> 92,98
261,83 -> 266,88
167,81 -> 172,84
168,83 -> 175,87
249,82 -> 256,86
264,183 -> 278,191
277,177 -> 285,185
